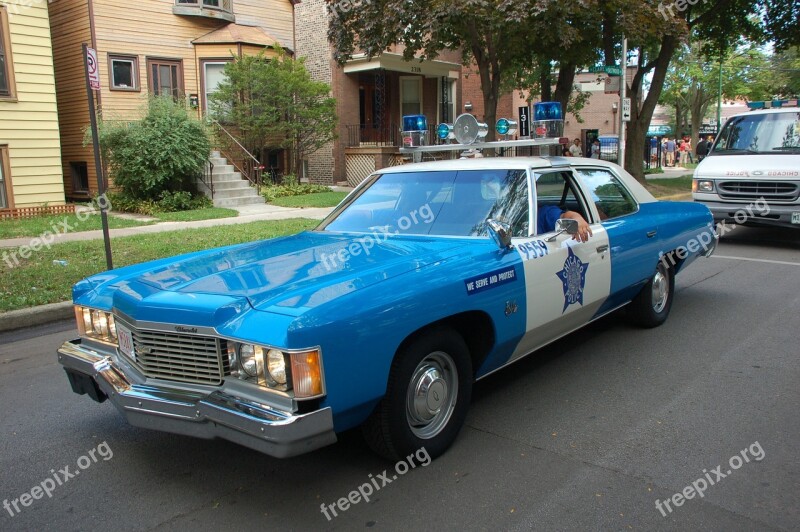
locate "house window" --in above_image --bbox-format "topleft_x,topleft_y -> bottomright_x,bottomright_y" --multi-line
147,58 -> 183,98
0,146 -> 11,210
400,76 -> 423,116
109,54 -> 139,91
201,60 -> 229,114
70,162 -> 90,194
0,6 -> 17,100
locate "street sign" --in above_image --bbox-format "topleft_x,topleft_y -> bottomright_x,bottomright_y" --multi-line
604,76 -> 620,94
622,97 -> 631,122
86,47 -> 100,90
518,106 -> 530,137
589,65 -> 622,76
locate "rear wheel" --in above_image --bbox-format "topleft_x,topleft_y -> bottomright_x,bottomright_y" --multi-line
630,261 -> 674,328
362,328 -> 472,461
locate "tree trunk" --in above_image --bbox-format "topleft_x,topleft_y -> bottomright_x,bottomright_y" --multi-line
554,62 -> 577,112
625,36 -> 678,182
540,63 -> 552,102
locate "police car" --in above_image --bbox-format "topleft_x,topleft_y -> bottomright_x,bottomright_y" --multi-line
693,100 -> 800,228
58,157 -> 716,461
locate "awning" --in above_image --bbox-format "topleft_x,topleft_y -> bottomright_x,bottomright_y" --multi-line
343,52 -> 459,79
193,23 -> 291,52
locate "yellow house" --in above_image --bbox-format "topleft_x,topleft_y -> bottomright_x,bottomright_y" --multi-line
48,0 -> 296,199
0,1 -> 66,212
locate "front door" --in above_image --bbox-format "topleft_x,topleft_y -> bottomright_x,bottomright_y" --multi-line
359,81 -> 389,144
510,169 -> 611,360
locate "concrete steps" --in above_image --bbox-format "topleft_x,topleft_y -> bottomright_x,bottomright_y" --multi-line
199,152 -> 265,208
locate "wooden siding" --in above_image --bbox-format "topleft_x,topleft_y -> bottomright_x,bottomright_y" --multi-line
48,0 -> 94,198
49,0 -> 295,196
0,2 -> 65,207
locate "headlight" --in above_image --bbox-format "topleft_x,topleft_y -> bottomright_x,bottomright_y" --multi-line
266,349 -> 287,385
693,179 -> 715,193
226,342 -> 323,398
74,306 -> 118,345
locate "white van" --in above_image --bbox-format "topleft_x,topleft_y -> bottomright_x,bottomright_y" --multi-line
692,101 -> 800,228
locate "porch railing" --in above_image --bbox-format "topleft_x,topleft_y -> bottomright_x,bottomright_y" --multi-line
200,160 -> 214,199
209,119 -> 264,192
346,124 -> 447,148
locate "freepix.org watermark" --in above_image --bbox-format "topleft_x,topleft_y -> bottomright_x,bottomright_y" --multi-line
658,0 -> 709,20
320,203 -> 434,271
660,197 -> 769,269
326,0 -> 371,17
3,441 -> 114,518
655,441 -> 765,517
1,194 -> 112,269
320,447 -> 432,521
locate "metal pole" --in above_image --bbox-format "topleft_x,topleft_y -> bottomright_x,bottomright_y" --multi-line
716,56 -> 723,132
82,43 -> 113,270
618,36 -> 627,167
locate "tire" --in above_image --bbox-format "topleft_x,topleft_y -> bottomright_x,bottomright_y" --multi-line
362,328 -> 472,461
630,261 -> 674,328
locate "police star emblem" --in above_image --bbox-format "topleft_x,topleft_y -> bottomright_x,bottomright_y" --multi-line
557,247 -> 589,313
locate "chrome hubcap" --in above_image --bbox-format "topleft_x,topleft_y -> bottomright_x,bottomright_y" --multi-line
651,268 -> 668,313
406,351 -> 458,439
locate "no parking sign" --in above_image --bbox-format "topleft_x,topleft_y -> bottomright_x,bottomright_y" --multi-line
86,47 -> 100,90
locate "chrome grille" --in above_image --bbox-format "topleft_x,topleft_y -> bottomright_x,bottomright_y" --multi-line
118,320 -> 227,385
717,180 -> 799,202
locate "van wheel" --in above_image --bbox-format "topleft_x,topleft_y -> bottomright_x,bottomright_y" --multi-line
362,328 -> 472,461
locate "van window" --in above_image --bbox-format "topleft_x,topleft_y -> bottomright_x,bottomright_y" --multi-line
712,111 -> 800,155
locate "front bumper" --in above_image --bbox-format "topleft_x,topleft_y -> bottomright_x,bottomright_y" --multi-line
694,198 -> 800,228
57,339 -> 337,458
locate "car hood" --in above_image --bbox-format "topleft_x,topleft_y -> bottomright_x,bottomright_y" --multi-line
135,231 -> 464,315
696,154 -> 800,178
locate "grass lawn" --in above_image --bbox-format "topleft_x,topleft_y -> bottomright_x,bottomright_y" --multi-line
0,213 -> 150,240
154,207 -> 238,222
0,218 -> 318,313
645,174 -> 693,199
269,191 -> 348,208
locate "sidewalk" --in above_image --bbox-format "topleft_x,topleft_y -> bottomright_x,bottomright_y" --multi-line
0,203 -> 335,249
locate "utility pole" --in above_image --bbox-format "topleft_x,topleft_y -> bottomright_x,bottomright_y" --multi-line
716,56 -> 723,132
618,36 -> 627,167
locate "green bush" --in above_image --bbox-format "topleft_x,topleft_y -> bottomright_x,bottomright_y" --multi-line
92,97 -> 211,200
261,178 -> 330,202
644,166 -> 665,175
106,191 -> 212,215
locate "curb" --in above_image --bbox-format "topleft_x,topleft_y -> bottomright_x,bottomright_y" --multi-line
658,193 -> 693,201
0,301 -> 73,333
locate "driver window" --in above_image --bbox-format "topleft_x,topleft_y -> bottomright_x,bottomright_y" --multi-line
574,168 -> 638,219
534,171 -> 590,235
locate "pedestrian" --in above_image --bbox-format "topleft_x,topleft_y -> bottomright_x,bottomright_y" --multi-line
569,138 -> 582,157
590,139 -> 601,159
696,136 -> 708,162
562,146 -> 572,157
685,137 -> 694,164
678,139 -> 687,166
665,137 -> 676,166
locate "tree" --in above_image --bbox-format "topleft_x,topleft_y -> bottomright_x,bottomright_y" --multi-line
661,43 -> 775,142
210,50 -> 337,178
93,97 -> 211,200
328,0 -> 599,141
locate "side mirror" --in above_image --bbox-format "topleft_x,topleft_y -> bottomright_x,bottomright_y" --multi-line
555,218 -> 579,235
546,218 -> 579,242
486,219 -> 513,250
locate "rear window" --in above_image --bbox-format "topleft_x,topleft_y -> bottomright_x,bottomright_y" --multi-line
712,111 -> 800,155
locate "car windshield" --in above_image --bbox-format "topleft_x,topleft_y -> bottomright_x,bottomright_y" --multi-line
319,169 -> 530,237
711,111 -> 800,155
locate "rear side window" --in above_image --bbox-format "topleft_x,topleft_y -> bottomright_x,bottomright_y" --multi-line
574,168 -> 638,220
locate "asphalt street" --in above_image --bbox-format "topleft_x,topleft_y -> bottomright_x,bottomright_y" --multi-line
1,225 -> 798,531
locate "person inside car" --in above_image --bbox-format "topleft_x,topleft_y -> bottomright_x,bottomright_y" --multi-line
538,205 -> 593,242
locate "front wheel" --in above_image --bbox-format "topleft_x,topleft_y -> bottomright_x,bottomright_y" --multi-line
362,328 -> 472,461
630,261 -> 674,328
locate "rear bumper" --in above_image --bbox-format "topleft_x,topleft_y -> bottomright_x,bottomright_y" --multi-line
57,339 -> 337,458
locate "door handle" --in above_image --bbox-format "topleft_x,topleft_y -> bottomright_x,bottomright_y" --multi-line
646,230 -> 657,238
596,244 -> 609,253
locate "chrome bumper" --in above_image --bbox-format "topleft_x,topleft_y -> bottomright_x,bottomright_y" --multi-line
57,339 -> 337,458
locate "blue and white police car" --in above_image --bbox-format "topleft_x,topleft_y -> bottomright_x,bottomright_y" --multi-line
58,157 -> 716,461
